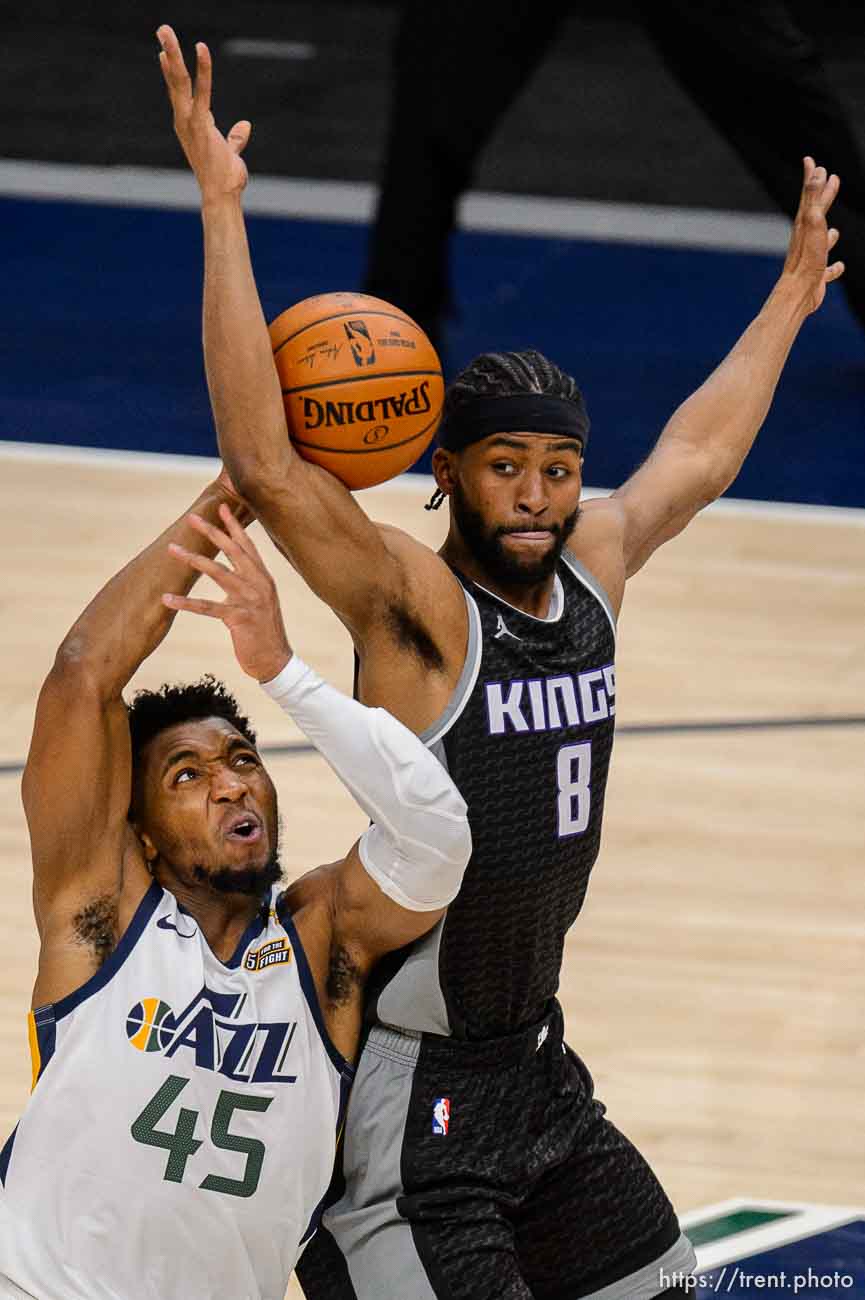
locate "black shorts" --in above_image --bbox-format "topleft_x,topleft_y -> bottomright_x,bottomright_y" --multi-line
296,1003 -> 695,1299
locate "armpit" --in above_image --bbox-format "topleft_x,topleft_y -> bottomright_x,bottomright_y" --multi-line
73,894 -> 118,967
385,601 -> 445,672
326,943 -> 364,1006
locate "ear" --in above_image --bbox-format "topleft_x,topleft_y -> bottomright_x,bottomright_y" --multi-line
131,823 -> 159,867
431,447 -> 458,495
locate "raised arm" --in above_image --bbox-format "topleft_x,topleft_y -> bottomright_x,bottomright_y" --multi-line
583,158 -> 844,583
156,26 -> 453,647
166,509 -> 471,970
23,473 -> 251,935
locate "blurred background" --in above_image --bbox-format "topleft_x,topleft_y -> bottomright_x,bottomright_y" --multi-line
1,0 -> 864,502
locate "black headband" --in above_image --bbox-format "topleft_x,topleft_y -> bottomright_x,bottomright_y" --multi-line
439,393 -> 590,452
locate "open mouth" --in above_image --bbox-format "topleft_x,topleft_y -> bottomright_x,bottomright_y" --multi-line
223,813 -> 263,844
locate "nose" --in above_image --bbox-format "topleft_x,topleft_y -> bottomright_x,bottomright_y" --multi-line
210,765 -> 248,802
514,470 -> 549,516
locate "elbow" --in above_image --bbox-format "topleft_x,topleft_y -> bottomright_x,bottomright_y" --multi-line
416,790 -> 472,901
47,639 -> 113,702
52,635 -> 94,680
221,441 -> 297,509
709,457 -> 742,502
414,749 -> 472,872
691,443 -> 740,504
439,798 -> 472,878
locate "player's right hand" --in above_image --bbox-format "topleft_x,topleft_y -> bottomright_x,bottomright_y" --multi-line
157,24 -> 251,202
163,505 -> 294,684
780,157 -> 845,314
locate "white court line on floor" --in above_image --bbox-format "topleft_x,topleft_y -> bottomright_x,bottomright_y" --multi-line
1,441 -> 863,526
682,1198 -> 865,1272
0,159 -> 791,254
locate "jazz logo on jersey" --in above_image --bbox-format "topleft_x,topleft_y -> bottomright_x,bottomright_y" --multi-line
125,986 -> 297,1085
244,937 -> 291,973
432,1097 -> 450,1136
126,997 -> 173,1052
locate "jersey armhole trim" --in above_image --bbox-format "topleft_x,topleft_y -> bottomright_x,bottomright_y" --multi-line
278,905 -> 356,1083
0,1123 -> 19,1186
27,1005 -> 56,1089
561,549 -> 618,639
420,588 -> 483,747
47,879 -> 164,1023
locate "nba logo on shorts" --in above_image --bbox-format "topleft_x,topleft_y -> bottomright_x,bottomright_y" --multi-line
432,1097 -> 450,1136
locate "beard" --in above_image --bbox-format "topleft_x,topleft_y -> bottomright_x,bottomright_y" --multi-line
193,853 -> 283,898
451,481 -> 580,586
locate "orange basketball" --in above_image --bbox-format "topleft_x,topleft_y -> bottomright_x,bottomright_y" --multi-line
269,292 -> 444,490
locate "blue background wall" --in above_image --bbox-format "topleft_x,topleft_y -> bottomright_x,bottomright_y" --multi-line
2,195 -> 862,505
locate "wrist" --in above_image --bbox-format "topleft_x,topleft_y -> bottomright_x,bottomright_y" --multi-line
259,653 -> 306,693
770,272 -> 814,322
201,191 -> 245,225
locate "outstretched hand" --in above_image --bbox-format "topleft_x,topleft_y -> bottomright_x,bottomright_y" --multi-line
163,505 -> 293,683
782,157 -> 845,314
157,24 -> 251,202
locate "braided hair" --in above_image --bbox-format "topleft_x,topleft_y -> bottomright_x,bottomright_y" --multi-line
443,349 -> 583,423
426,350 -> 585,509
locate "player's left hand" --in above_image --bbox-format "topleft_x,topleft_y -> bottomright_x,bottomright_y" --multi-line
163,505 -> 293,683
781,157 -> 845,314
157,24 -> 251,203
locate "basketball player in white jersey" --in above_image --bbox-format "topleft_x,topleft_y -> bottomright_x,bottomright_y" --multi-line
0,474 -> 470,1300
158,26 -> 844,1300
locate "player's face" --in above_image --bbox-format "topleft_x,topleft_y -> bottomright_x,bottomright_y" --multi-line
134,717 -> 280,897
443,433 -> 583,585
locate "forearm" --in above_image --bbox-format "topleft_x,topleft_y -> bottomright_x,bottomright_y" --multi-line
203,203 -> 404,633
202,196 -> 294,491
262,657 -> 470,910
659,274 -> 812,490
57,480 -> 251,694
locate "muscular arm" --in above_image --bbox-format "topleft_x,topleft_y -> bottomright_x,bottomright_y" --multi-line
23,477 -> 250,930
167,514 -> 471,1058
167,512 -> 470,959
158,27 -> 464,698
201,197 -> 415,634
261,658 -> 470,944
584,159 -> 844,582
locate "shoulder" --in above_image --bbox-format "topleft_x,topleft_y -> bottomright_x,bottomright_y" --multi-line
567,496 -> 628,619
31,831 -> 153,1007
368,521 -> 469,671
374,522 -> 462,601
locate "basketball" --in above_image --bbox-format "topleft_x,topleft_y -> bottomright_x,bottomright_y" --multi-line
269,292 -> 444,490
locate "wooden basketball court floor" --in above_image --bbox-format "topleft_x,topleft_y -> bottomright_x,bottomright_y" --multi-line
0,444 -> 862,1296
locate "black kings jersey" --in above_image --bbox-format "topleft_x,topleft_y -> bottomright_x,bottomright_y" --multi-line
372,552 -> 617,1039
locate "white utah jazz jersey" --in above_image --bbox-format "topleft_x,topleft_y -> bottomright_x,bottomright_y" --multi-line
0,882 -> 353,1300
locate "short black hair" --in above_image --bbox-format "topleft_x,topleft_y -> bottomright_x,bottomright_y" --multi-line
127,675 -> 257,774
442,348 -> 584,428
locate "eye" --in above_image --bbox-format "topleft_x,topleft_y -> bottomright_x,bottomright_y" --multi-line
174,768 -> 197,785
491,460 -> 517,475
547,465 -> 570,479
234,753 -> 258,768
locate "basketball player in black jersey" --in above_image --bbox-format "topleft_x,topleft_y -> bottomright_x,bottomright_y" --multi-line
158,25 -> 845,1300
